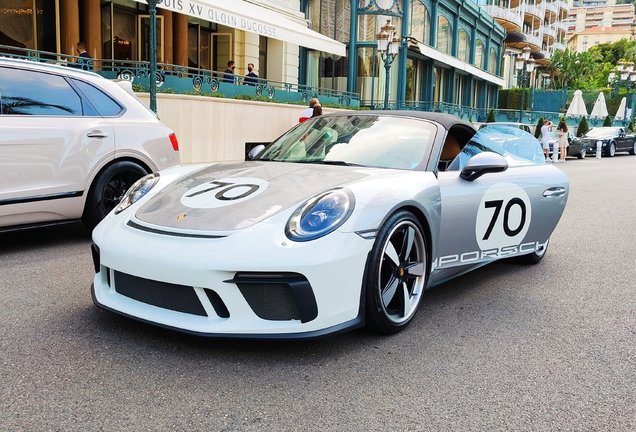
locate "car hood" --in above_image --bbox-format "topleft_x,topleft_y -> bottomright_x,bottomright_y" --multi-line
134,161 -> 385,232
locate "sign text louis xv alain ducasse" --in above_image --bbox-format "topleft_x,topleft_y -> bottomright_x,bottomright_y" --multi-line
159,0 -> 278,38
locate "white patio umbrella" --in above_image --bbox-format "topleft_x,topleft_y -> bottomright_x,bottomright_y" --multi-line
590,92 -> 609,118
566,90 -> 588,117
614,97 -> 627,120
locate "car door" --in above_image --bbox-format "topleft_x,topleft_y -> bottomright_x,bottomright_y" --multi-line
0,66 -> 114,224
430,128 -> 568,285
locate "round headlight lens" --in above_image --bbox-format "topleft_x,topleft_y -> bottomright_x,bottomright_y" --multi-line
114,173 -> 160,215
286,188 -> 355,241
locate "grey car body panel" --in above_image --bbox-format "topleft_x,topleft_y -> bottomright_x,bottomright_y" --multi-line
134,162 -> 436,232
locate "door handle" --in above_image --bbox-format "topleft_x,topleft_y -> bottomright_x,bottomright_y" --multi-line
543,187 -> 566,198
87,131 -> 108,139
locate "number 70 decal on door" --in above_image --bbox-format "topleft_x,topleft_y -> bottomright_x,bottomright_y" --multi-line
475,182 -> 532,251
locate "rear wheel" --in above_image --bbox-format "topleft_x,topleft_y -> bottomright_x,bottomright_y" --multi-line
82,161 -> 148,230
365,210 -> 428,334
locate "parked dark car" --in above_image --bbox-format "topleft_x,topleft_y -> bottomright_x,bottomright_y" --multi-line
581,127 -> 636,157
548,130 -> 586,159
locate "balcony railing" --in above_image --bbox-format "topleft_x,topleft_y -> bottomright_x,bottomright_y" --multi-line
0,45 -> 361,107
481,5 -> 523,30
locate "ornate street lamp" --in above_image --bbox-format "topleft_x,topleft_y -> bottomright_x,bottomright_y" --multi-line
608,60 -> 636,126
514,46 -> 536,123
376,19 -> 401,109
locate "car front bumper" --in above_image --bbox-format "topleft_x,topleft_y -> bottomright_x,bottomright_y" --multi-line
91,215 -> 374,339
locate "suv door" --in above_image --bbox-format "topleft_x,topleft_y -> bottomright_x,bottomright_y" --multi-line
0,66 -> 115,225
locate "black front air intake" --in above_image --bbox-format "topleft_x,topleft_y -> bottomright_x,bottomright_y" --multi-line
226,272 -> 318,323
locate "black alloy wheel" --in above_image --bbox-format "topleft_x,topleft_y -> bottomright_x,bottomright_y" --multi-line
365,210 -> 428,334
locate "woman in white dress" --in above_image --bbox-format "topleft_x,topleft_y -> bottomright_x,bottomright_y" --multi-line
557,120 -> 569,163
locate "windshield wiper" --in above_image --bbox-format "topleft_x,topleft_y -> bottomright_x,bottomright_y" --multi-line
322,160 -> 367,167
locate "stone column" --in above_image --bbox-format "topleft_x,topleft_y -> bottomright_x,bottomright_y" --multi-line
173,12 -> 188,67
83,0 -> 102,60
59,0 -> 80,56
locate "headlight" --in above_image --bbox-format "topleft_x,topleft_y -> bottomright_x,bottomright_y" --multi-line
114,173 -> 160,214
285,188 -> 355,242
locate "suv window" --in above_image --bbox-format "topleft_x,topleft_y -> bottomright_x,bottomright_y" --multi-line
0,67 -> 82,116
72,79 -> 123,116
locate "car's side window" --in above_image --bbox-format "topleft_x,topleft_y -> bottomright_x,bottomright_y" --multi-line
0,67 -> 82,116
72,79 -> 123,117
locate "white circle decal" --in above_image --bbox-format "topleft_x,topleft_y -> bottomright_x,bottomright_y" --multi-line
475,182 -> 532,251
180,177 -> 269,209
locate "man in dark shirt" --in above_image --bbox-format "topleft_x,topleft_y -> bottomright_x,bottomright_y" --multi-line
223,60 -> 235,84
244,63 -> 258,86
74,41 -> 92,70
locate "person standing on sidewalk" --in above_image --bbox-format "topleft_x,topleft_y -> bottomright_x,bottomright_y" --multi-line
541,120 -> 553,162
556,119 -> 568,163
299,98 -> 320,122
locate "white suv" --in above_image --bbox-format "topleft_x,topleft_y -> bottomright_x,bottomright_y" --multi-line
0,58 -> 180,231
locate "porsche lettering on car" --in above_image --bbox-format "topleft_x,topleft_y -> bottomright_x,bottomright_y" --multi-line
91,112 -> 569,339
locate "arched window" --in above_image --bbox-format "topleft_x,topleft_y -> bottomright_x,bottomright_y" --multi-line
437,16 -> 451,55
409,1 -> 430,46
488,47 -> 497,74
474,40 -> 484,69
458,30 -> 469,63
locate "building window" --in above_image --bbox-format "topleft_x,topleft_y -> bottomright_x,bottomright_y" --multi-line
458,30 -> 469,63
0,0 -> 56,52
455,74 -> 464,105
409,1 -> 430,46
356,46 -> 379,105
475,40 -> 484,69
434,67 -> 446,102
488,47 -> 497,74
437,16 -> 451,54
307,0 -> 351,91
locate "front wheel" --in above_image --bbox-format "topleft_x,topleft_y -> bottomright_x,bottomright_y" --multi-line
82,161 -> 148,230
577,148 -> 586,159
365,210 -> 428,335
630,141 -> 636,155
606,142 -> 616,157
515,239 -> 549,264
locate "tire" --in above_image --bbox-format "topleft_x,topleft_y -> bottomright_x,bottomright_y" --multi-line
577,148 -> 585,159
606,142 -> 616,157
630,142 -> 636,155
82,161 -> 148,230
365,210 -> 428,334
515,238 -> 549,264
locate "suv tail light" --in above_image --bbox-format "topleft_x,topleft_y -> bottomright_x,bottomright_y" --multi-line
169,133 -> 179,151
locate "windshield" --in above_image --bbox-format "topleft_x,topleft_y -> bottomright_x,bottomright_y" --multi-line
584,128 -> 620,138
256,114 -> 437,170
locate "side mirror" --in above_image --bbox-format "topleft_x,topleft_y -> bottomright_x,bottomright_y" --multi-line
460,152 -> 508,182
247,144 -> 266,160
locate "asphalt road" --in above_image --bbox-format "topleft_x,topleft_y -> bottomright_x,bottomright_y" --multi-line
1,155 -> 635,431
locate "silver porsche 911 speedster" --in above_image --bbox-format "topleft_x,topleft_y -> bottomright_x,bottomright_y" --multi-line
91,112 -> 568,339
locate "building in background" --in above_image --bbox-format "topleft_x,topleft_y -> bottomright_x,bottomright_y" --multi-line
567,25 -> 636,52
567,0 -> 635,34
476,0 -> 569,89
0,0 -> 506,112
